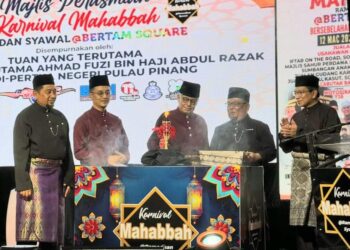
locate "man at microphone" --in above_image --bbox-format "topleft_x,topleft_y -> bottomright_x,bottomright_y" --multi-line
279,75 -> 341,250
210,87 -> 276,166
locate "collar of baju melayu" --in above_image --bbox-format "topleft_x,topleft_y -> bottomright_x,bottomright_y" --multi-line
304,101 -> 320,112
34,101 -> 52,113
175,107 -> 194,118
90,106 -> 107,117
230,114 -> 250,126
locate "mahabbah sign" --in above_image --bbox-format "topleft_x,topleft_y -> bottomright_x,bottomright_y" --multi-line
114,187 -> 198,250
315,169 -> 350,249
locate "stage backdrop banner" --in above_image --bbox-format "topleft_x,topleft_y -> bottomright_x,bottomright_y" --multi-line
0,0 -> 276,165
277,0 -> 350,199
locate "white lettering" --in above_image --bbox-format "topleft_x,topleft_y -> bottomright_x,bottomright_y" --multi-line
139,207 -> 172,220
334,187 -> 350,198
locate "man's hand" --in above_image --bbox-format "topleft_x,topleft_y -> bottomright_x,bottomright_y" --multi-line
19,189 -> 32,201
64,184 -> 71,197
280,119 -> 297,138
244,152 -> 262,164
107,152 -> 128,166
280,117 -> 289,127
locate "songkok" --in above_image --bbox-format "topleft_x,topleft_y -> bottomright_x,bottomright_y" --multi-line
329,100 -> 338,107
295,75 -> 319,88
89,75 -> 110,90
228,87 -> 250,103
179,81 -> 200,98
33,74 -> 55,89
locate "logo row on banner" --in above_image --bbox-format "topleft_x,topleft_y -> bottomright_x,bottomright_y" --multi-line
83,80 -> 181,101
0,80 -> 186,103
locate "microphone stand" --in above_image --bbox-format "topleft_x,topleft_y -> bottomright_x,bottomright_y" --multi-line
306,133 -> 319,168
281,122 -> 350,168
281,121 -> 350,227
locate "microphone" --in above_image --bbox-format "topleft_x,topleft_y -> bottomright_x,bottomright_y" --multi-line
280,121 -> 350,144
280,121 -> 350,168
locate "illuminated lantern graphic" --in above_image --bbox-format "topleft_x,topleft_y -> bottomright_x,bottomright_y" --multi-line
187,173 -> 203,223
109,172 -> 125,221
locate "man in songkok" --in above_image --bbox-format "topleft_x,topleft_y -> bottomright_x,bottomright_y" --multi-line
279,74 -> 341,250
341,99 -> 350,123
74,75 -> 129,166
210,87 -> 276,166
144,81 -> 209,164
13,74 -> 74,249
329,99 -> 338,111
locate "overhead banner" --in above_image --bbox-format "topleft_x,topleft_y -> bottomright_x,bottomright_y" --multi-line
277,0 -> 350,199
0,0 -> 276,165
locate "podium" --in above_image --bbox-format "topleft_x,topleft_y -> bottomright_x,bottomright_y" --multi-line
311,167 -> 350,249
311,142 -> 350,249
73,165 -> 265,250
316,142 -> 350,155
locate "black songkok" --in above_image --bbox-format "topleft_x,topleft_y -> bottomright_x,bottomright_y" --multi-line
89,75 -> 110,90
228,87 -> 250,103
179,81 -> 200,98
295,75 -> 319,88
33,74 -> 55,89
329,100 -> 338,107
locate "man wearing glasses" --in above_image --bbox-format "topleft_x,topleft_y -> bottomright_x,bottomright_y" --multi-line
279,75 -> 341,250
73,75 -> 129,166
144,81 -> 209,164
210,87 -> 276,166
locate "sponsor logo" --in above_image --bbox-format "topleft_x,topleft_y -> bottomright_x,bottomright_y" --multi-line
120,81 -> 140,101
166,79 -> 182,100
166,0 -> 199,24
143,81 -> 163,100
0,86 -> 75,103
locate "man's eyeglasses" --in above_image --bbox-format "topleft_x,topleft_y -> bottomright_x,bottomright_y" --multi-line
181,96 -> 198,105
293,90 -> 310,96
226,102 -> 246,108
44,89 -> 57,95
91,90 -> 111,97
